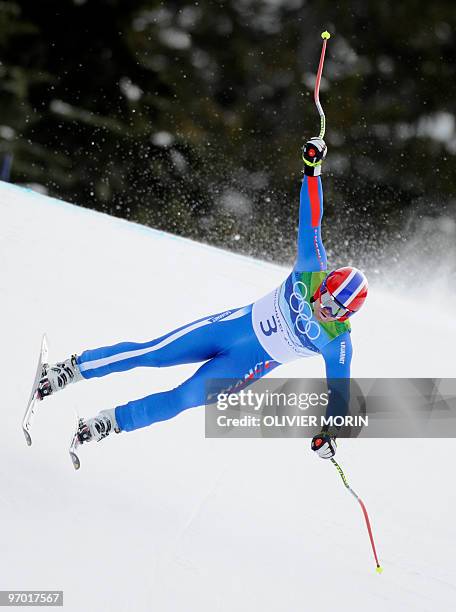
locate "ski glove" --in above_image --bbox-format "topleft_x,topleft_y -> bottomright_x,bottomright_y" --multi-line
311,432 -> 337,459
302,137 -> 327,176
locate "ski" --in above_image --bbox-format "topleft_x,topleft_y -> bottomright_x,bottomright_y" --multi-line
22,334 -> 49,446
69,417 -> 83,470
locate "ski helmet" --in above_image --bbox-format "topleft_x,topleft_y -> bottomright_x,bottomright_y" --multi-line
313,267 -> 368,320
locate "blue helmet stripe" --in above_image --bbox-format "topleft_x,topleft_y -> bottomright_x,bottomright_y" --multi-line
336,272 -> 365,306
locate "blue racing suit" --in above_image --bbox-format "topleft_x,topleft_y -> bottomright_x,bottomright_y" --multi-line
77,173 -> 352,432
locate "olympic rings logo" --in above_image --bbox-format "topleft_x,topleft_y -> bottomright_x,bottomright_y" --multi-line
289,281 -> 321,341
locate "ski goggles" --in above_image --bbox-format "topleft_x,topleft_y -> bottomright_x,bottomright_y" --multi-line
319,288 -> 352,319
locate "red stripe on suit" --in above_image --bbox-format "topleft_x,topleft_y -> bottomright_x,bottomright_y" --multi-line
307,176 -> 321,228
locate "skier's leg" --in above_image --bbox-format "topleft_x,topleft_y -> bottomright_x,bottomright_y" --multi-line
38,307 -> 251,398
77,306 -> 251,379
113,324 -> 278,432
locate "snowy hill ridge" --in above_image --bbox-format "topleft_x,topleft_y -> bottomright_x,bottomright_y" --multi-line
1,181 -> 455,612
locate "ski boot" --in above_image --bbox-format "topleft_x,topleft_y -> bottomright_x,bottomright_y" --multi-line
38,355 -> 83,399
70,409 -> 120,470
77,410 -> 120,444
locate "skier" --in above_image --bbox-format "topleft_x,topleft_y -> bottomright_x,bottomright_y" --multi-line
37,137 -> 367,460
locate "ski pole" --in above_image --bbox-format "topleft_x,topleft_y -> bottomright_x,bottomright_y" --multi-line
330,457 -> 383,573
314,31 -> 331,139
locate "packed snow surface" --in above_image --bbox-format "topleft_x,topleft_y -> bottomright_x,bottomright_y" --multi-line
1,182 -> 455,611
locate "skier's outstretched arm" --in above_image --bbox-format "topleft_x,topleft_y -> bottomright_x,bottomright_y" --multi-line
311,332 -> 352,459
294,139 -> 328,272
321,331 -> 352,419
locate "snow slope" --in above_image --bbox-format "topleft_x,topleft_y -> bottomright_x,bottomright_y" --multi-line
1,182 -> 455,612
